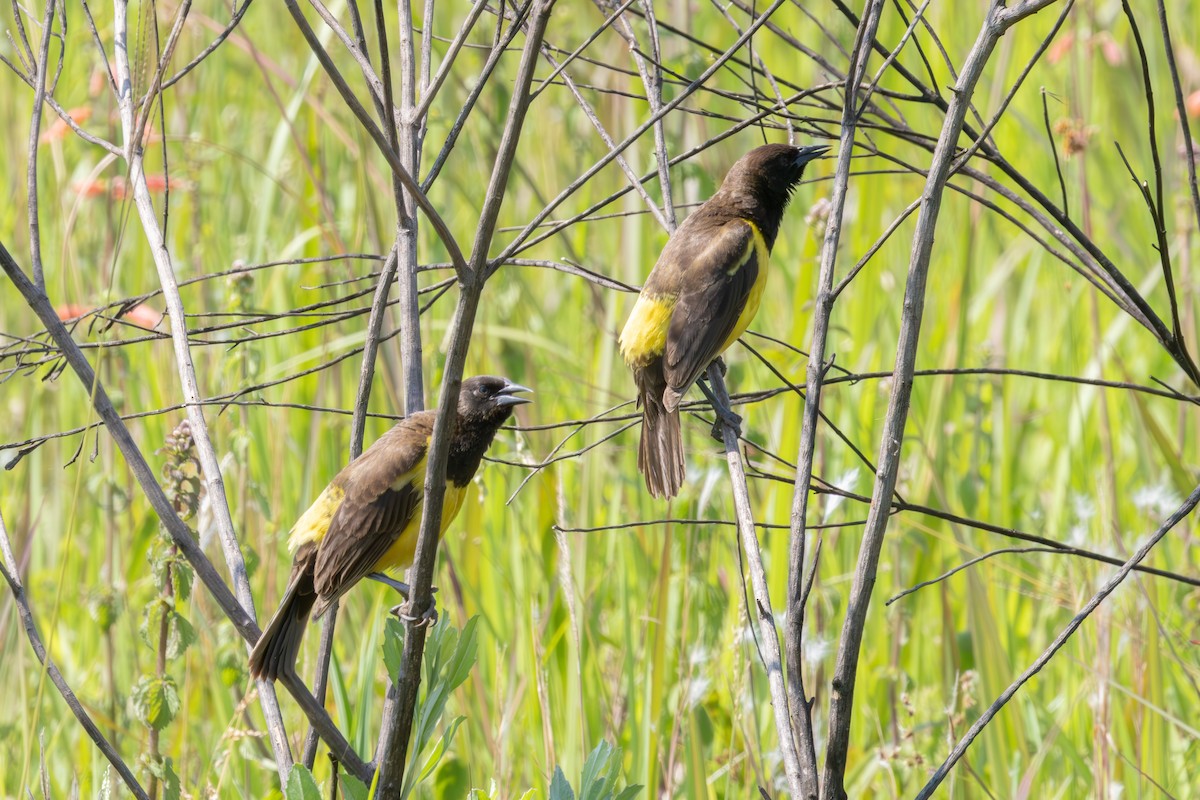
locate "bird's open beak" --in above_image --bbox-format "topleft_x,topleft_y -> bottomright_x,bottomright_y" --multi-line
794,144 -> 830,166
495,381 -> 534,407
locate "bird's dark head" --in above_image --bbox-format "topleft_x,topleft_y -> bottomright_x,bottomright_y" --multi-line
718,143 -> 828,247
457,375 -> 533,427
723,143 -> 828,199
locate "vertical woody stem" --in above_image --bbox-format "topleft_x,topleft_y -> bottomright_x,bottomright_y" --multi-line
784,3 -> 884,797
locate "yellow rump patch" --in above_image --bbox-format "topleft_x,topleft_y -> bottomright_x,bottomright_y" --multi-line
619,293 -> 677,368
288,483 -> 346,550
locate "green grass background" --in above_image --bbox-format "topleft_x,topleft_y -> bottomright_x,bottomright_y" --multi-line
2,1 -> 1199,797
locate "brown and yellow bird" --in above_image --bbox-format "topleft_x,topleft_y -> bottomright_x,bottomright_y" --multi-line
619,143 -> 827,499
249,375 -> 531,681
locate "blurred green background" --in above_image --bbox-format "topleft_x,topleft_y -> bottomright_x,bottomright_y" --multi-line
2,0 -> 1199,797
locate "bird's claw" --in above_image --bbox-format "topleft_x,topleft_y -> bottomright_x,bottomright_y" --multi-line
391,598 -> 439,628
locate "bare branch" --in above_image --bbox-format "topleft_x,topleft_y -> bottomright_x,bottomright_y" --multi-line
538,45 -> 671,231
1119,0 -> 1193,374
412,0 -> 488,119
392,0 -> 428,416
706,363 -> 805,798
1153,0 -> 1200,237
25,0 -> 56,292
492,0 -> 792,268
304,0 -> 386,111
421,6 -> 531,192
159,0 -> 255,92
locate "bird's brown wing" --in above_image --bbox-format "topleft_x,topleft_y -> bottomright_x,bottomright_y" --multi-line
662,218 -> 758,398
311,420 -> 432,607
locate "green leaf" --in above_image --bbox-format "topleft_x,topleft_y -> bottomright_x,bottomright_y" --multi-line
172,560 -> 194,602
149,539 -> 173,589
340,774 -> 369,800
579,740 -> 618,800
139,600 -> 167,650
613,786 -> 643,800
383,617 -> 404,683
423,620 -> 459,687
443,617 -> 479,692
285,765 -> 322,800
131,676 -> 180,731
418,716 -> 466,784
548,767 -> 574,800
165,611 -> 196,660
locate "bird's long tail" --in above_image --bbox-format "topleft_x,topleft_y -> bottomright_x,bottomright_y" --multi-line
636,369 -> 685,499
249,544 -> 317,682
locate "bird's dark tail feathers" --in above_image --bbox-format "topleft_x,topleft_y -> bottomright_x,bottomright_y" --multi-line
636,369 -> 685,499
248,544 -> 317,682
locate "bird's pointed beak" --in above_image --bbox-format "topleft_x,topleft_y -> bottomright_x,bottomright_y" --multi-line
495,381 -> 534,407
794,144 -> 830,166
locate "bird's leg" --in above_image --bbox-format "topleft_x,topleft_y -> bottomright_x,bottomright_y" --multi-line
696,373 -> 742,441
367,572 -> 412,595
368,572 -> 440,628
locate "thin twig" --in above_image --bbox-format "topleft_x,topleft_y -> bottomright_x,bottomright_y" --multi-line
1153,0 -> 1200,239
885,546 -> 1064,605
158,0 -> 255,91
492,0 -> 792,270
1120,0 -> 1192,372
420,4 -> 531,192
411,0 -> 486,118
540,45 -> 670,231
1041,88 -> 1068,217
